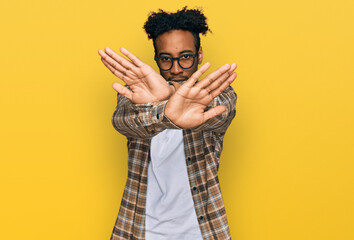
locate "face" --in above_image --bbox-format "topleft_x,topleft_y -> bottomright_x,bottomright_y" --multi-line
154,30 -> 203,82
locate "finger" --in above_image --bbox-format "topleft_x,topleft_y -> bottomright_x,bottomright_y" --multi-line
204,64 -> 236,93
101,57 -> 134,84
183,62 -> 211,88
172,82 -> 181,91
112,82 -> 133,100
100,49 -> 132,75
101,56 -> 123,77
203,105 -> 226,122
101,57 -> 136,80
206,62 -> 236,91
101,57 -> 117,73
100,48 -> 137,79
120,47 -> 145,67
228,63 -> 237,73
105,46 -> 136,73
209,72 -> 237,99
194,64 -> 231,90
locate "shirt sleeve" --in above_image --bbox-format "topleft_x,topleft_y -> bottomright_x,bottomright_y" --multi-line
111,93 -> 182,139
189,85 -> 237,134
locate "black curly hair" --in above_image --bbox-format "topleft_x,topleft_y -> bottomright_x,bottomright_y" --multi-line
143,6 -> 211,55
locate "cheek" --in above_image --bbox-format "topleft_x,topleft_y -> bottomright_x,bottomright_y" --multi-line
184,70 -> 193,79
187,63 -> 199,77
160,71 -> 169,80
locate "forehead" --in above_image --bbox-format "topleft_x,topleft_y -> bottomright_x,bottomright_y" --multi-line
155,30 -> 196,55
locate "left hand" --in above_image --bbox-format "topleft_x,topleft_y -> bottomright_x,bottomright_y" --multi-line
165,62 -> 237,129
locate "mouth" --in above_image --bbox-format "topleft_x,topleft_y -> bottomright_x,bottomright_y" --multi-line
168,77 -> 188,82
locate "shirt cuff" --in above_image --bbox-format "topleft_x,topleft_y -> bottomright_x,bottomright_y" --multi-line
154,100 -> 183,129
131,100 -> 183,130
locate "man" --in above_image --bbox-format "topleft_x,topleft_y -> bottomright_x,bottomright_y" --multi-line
98,7 -> 237,240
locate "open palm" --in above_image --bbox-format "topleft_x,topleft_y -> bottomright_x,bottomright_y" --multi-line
165,62 -> 237,129
98,47 -> 172,104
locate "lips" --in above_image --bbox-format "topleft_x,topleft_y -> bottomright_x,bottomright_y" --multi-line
169,77 -> 188,81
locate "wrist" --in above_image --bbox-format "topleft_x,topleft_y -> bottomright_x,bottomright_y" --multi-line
164,99 -> 173,121
168,84 -> 176,98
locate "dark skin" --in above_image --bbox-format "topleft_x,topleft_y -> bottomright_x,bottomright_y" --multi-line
154,30 -> 203,82
98,29 -> 237,128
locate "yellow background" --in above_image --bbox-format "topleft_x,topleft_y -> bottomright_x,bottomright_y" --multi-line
1,0 -> 353,239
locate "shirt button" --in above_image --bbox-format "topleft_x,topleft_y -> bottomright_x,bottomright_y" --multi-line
192,186 -> 198,192
198,216 -> 204,221
187,157 -> 191,162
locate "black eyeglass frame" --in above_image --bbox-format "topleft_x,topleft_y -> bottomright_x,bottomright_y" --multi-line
154,53 -> 198,71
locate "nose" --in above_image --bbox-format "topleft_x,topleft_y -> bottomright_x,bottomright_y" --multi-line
170,59 -> 183,74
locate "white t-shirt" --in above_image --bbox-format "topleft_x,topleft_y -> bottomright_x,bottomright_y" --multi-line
145,129 -> 204,240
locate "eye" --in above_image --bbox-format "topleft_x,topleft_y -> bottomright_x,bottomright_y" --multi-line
181,54 -> 192,59
160,56 -> 170,62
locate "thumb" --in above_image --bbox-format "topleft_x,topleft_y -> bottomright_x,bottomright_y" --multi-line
112,82 -> 133,100
203,105 -> 226,122
172,82 -> 181,91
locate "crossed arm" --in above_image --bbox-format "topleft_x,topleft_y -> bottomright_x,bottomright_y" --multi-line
98,47 -> 238,139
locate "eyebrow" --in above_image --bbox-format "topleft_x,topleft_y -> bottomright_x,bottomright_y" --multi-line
158,50 -> 194,56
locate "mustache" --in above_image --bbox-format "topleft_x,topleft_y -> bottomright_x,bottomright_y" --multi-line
168,76 -> 189,81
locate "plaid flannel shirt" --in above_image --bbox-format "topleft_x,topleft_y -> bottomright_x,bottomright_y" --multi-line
110,85 -> 237,240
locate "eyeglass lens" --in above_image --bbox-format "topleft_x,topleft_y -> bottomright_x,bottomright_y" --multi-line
158,55 -> 195,70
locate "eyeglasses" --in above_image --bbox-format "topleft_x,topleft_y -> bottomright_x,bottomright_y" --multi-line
154,53 -> 197,71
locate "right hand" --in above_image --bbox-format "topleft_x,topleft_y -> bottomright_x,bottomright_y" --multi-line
98,47 -> 173,104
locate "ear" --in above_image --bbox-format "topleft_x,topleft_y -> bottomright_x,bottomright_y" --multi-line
198,46 -> 203,64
